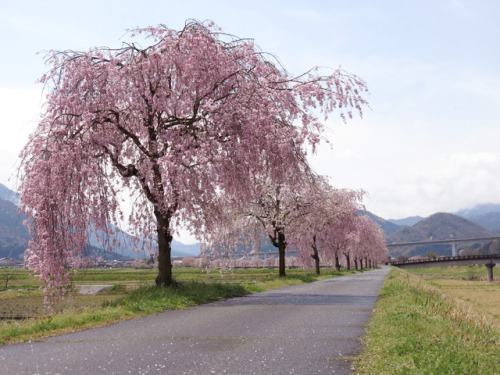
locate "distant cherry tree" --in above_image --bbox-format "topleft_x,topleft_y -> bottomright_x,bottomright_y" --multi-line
352,215 -> 388,268
19,20 -> 368,300
203,161 -> 322,277
290,184 -> 364,274
290,187 -> 388,272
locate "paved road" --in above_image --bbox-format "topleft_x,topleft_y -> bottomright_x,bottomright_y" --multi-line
0,267 -> 390,374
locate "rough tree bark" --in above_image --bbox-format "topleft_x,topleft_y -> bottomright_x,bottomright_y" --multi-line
277,231 -> 287,277
344,253 -> 351,271
311,236 -> 320,275
335,254 -> 341,272
155,212 -> 173,286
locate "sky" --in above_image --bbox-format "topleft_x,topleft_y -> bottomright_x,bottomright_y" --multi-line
1,0 -> 500,242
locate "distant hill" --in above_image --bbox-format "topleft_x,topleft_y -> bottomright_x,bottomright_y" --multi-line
473,238 -> 500,255
388,212 -> 497,243
0,199 -> 134,261
363,211 -> 401,236
0,184 -> 200,260
0,183 -> 19,205
0,199 -> 29,260
388,216 -> 424,226
453,203 -> 500,232
465,212 -> 500,232
455,203 -> 500,219
170,240 -> 200,257
386,204 -> 500,230
387,212 -> 497,257
81,246 -> 135,261
86,225 -> 200,258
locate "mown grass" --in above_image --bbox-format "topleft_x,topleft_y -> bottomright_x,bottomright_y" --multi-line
354,267 -> 500,374
0,267 -> 361,345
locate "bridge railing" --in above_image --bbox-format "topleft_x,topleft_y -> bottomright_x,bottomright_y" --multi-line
390,254 -> 499,266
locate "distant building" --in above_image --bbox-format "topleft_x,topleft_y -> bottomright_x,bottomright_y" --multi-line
0,258 -> 24,268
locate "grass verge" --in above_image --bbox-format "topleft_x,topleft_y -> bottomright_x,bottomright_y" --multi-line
0,267 -> 361,346
354,267 -> 500,374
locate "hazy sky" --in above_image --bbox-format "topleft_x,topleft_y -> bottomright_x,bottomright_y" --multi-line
1,0 -> 500,231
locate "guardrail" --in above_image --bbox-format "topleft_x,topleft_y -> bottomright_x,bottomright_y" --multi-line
390,254 -> 500,266
390,253 -> 499,282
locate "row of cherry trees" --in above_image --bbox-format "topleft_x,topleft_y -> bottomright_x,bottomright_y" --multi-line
19,20 -> 372,301
200,163 -> 388,276
182,252 -> 381,271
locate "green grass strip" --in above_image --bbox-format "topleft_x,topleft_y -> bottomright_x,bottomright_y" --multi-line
104,281 -> 249,312
354,268 -> 500,374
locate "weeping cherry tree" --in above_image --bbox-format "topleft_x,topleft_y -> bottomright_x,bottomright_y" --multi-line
19,20 -> 368,300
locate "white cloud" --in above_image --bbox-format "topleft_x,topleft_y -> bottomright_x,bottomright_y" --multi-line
0,88 -> 41,189
368,152 -> 500,219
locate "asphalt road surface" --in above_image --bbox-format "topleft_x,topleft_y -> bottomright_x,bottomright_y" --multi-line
0,267 -> 390,374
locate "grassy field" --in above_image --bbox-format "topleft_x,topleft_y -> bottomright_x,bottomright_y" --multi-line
354,266 -> 500,374
0,266 -> 359,345
406,265 -> 500,329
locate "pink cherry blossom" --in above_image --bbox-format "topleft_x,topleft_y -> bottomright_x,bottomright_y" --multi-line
19,20 -> 368,301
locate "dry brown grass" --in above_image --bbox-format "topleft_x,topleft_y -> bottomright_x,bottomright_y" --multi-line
428,279 -> 500,329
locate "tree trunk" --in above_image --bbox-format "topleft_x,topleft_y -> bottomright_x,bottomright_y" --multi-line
335,254 -> 341,272
310,236 -> 320,275
278,231 -> 286,277
345,253 -> 351,271
155,213 -> 173,287
311,244 -> 320,275
354,258 -> 358,270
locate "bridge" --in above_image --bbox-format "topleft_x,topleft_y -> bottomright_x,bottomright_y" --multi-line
387,236 -> 500,256
391,254 -> 499,282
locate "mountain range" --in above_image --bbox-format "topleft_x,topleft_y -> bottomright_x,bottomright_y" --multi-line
362,211 -> 401,236
386,212 -> 498,258
0,183 -> 199,261
387,212 -> 497,243
0,183 -> 19,205
366,208 -> 500,257
387,203 -> 500,229
2,183 -> 500,260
